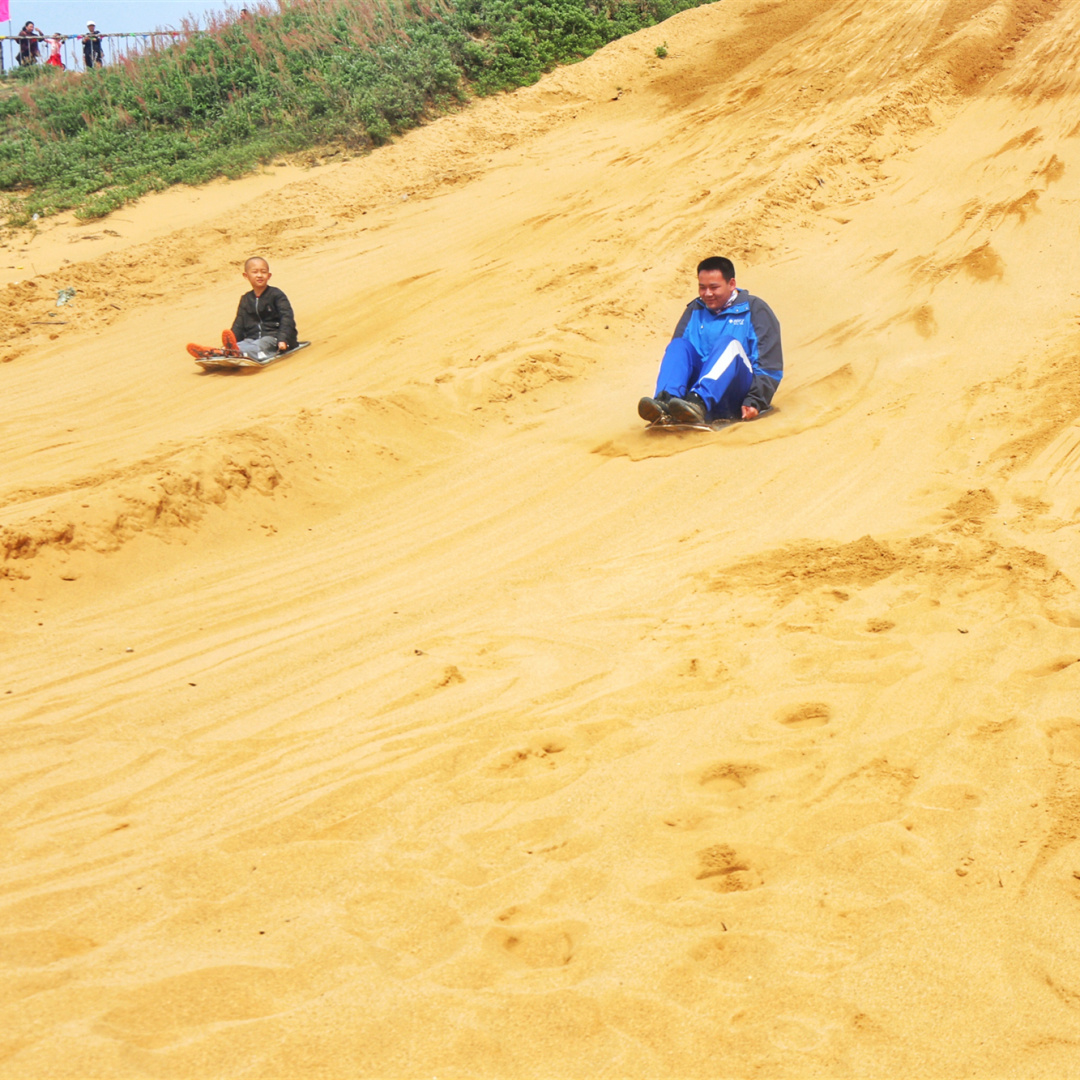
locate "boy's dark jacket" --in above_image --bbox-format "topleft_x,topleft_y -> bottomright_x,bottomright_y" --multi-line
232,286 -> 298,349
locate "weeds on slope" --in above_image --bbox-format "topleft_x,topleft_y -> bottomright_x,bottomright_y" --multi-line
0,0 -> 714,224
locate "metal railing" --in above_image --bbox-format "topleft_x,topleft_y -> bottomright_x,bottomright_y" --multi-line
0,31 -> 189,73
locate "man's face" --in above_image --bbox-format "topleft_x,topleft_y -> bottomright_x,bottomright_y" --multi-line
243,260 -> 271,290
698,270 -> 737,312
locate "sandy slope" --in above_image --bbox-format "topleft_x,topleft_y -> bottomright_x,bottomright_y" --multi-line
4,0 -> 1080,1074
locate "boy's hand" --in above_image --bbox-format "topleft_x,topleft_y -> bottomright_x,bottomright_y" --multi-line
741,405 -> 759,420
279,341 -> 288,351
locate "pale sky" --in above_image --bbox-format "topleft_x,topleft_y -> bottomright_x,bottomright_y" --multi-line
8,1 -> 247,35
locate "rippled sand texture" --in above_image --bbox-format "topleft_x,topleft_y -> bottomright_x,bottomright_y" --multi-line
5,0 -> 1080,1075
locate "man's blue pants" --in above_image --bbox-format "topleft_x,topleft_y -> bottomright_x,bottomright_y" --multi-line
654,337 -> 754,419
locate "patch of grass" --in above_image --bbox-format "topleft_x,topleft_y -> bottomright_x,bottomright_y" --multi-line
0,0 -> 716,224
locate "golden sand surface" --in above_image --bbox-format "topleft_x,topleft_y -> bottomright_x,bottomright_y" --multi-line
4,0 -> 1080,1074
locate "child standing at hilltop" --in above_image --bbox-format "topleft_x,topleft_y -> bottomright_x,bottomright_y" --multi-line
188,257 -> 299,362
45,33 -> 65,69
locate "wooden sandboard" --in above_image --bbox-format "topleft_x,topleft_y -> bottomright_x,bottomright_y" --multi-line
195,341 -> 312,370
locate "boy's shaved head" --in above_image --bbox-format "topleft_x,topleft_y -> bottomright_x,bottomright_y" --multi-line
244,256 -> 270,272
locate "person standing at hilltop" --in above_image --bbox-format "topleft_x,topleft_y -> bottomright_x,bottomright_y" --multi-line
82,21 -> 104,68
638,256 -> 783,425
45,33 -> 65,69
16,22 -> 45,66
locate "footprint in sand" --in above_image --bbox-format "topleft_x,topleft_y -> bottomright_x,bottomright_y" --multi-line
661,805 -> 719,831
484,737 -> 569,778
1025,657 -> 1080,678
698,762 -> 765,793
692,751 -> 825,808
693,843 -> 764,893
1041,718 -> 1080,767
465,720 -> 629,800
914,783 -> 983,811
485,914 -> 586,969
776,702 -> 832,730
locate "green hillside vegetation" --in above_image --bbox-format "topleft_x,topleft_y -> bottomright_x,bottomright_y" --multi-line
0,0 -> 714,224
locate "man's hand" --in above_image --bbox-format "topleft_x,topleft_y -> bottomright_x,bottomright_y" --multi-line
741,405 -> 759,421
279,341 -> 289,351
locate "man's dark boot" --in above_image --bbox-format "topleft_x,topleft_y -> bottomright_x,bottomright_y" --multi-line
638,396 -> 669,423
666,392 -> 708,425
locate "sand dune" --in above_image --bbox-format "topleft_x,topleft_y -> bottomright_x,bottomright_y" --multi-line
5,0 -> 1080,1074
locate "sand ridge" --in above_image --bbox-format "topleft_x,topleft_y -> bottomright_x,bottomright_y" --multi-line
5,0 -> 1080,1075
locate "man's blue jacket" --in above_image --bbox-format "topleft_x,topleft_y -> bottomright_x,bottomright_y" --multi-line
671,289 -> 783,413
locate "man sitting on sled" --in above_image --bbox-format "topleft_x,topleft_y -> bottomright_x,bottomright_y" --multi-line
638,256 -> 783,426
